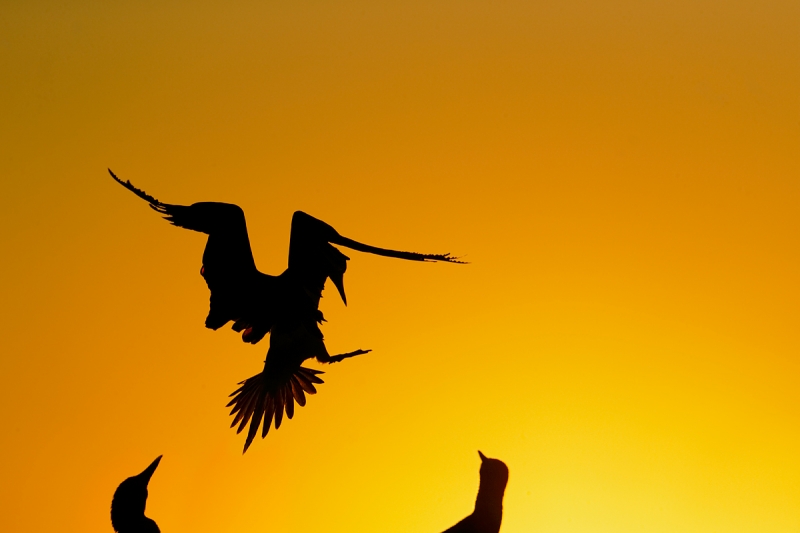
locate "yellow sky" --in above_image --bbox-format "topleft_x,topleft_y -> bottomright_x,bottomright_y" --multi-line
0,1 -> 798,532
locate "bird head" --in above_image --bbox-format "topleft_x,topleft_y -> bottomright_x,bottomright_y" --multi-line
111,455 -> 162,532
478,450 -> 509,492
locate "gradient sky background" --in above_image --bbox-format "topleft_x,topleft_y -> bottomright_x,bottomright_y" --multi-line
1,1 -> 798,532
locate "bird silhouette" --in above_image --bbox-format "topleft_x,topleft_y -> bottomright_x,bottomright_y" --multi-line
441,452 -> 509,533
109,169 -> 462,452
111,455 -> 162,533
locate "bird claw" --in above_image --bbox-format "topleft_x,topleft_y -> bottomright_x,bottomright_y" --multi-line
327,349 -> 371,363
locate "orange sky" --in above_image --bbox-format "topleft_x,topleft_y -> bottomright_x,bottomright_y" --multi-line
0,1 -> 798,532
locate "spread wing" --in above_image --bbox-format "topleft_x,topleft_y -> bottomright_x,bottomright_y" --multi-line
109,169 -> 275,342
287,210 -> 464,306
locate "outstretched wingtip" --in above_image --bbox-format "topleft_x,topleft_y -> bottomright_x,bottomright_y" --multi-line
422,253 -> 468,264
332,235 -> 468,264
108,168 -> 124,185
107,168 -> 163,206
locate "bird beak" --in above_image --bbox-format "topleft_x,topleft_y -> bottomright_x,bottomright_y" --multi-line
478,450 -> 488,462
330,271 -> 347,306
138,455 -> 162,484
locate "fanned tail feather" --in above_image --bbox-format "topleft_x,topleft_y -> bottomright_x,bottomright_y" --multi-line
227,366 -> 325,453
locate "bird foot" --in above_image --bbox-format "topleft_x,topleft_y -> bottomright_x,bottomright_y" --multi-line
325,349 -> 372,363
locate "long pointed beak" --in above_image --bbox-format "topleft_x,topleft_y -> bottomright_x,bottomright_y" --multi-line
478,450 -> 488,462
138,455 -> 162,484
330,271 -> 347,306
330,234 -> 464,263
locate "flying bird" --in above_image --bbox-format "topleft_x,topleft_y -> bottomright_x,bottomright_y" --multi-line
111,455 -> 162,533
441,452 -> 509,533
109,169 -> 462,452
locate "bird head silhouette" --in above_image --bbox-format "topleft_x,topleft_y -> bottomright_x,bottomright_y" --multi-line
441,452 -> 509,533
111,455 -> 162,533
477,451 -> 509,495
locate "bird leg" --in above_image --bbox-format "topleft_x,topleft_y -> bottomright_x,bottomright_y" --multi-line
318,349 -> 371,364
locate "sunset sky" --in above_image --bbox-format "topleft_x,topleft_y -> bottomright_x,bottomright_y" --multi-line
0,1 -> 798,532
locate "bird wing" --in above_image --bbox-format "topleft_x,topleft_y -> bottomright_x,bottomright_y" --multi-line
287,210 -> 463,305
109,170 -> 271,340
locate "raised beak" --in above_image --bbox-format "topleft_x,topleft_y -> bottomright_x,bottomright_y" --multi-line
478,450 -> 488,462
138,455 -> 162,484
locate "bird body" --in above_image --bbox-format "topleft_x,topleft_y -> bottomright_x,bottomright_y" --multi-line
109,170 -> 461,452
111,456 -> 162,533
442,452 -> 509,533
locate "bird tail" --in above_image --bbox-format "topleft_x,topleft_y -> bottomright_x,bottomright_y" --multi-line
227,366 -> 325,453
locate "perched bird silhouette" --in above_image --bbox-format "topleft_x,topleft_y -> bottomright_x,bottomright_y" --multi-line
442,452 -> 509,533
111,455 -> 162,533
109,169 -> 462,452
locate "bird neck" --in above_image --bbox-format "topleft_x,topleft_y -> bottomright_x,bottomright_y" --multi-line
111,515 -> 160,533
474,484 -> 504,517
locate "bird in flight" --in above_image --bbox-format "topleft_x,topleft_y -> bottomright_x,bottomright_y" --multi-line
441,452 -> 509,533
111,455 -> 162,533
109,170 -> 462,452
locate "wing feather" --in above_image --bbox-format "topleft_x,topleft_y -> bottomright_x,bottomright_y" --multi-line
109,170 -> 273,338
287,210 -> 463,306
